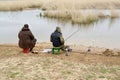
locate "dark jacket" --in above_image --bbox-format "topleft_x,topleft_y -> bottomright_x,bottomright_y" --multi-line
18,27 -> 35,49
51,31 -> 64,47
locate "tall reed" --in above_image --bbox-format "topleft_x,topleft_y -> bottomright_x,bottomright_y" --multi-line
0,0 -> 120,11
43,10 -> 99,24
111,10 -> 119,19
0,0 -> 42,11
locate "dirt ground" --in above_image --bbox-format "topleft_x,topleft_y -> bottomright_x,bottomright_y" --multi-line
0,43 -> 120,65
0,43 -> 120,80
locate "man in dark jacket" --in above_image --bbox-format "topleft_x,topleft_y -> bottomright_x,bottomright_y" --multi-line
18,24 -> 36,52
50,27 -> 65,51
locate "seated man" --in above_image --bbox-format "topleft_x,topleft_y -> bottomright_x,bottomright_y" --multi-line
18,24 -> 37,53
50,27 -> 71,52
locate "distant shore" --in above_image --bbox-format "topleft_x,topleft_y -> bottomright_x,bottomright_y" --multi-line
0,0 -> 120,11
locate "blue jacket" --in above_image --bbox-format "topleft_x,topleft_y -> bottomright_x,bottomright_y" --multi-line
51,31 -> 63,47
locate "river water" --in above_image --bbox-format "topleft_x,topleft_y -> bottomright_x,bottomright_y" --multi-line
0,9 -> 120,49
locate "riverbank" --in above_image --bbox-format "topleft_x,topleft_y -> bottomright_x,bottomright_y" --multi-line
0,43 -> 120,80
0,1 -> 120,79
0,42 -> 120,59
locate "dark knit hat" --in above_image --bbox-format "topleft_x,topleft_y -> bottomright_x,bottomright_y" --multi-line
55,26 -> 61,33
22,24 -> 29,31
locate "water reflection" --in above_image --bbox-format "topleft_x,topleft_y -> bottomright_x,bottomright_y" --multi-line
41,16 -> 70,27
109,18 -> 120,28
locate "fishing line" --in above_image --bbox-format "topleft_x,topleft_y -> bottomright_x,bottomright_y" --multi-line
65,28 -> 81,41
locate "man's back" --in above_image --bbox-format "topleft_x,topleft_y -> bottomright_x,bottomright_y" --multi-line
51,31 -> 62,47
18,24 -> 35,49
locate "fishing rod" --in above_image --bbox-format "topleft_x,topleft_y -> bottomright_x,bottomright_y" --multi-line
64,28 -> 96,56
65,28 -> 80,41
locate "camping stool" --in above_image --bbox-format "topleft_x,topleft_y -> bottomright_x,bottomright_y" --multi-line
52,47 -> 60,55
23,48 -> 29,54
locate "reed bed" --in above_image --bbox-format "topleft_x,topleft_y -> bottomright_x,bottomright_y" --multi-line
40,0 -> 120,10
0,0 -> 120,24
43,10 -> 119,24
111,10 -> 119,19
0,0 -> 120,11
43,10 -> 71,19
71,12 -> 99,24
0,0 -> 42,11
43,10 -> 99,24
97,12 -> 109,19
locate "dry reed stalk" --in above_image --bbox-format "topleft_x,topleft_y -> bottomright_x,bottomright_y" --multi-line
43,10 -> 71,19
0,0 -> 42,11
41,0 -> 120,10
72,12 -> 99,24
97,12 -> 109,19
43,10 -> 99,24
0,0 -> 120,11
111,10 -> 119,19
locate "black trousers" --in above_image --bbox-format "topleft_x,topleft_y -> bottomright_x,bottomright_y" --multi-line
30,38 -> 37,51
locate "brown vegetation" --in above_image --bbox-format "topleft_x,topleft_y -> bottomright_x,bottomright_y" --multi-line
0,43 -> 120,80
0,0 -> 120,11
0,0 -> 120,24
43,10 -> 99,24
43,10 -> 119,24
40,0 -> 120,10
0,0 -> 42,11
111,10 -> 119,19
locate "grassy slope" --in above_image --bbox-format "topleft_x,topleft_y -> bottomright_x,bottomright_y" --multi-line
0,44 -> 120,80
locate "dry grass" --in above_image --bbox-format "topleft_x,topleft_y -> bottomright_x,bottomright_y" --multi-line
71,12 -> 99,24
0,0 -> 120,24
0,56 -> 120,80
43,10 -> 119,24
43,10 -> 71,19
0,0 -> 120,11
43,10 -> 99,24
97,12 -> 109,19
0,0 -> 42,11
0,44 -> 120,80
111,10 -> 119,19
40,0 -> 120,10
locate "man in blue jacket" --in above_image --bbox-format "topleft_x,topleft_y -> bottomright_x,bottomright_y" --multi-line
50,27 -> 65,51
